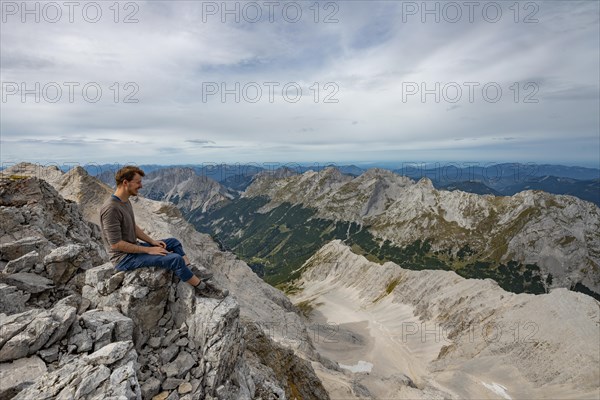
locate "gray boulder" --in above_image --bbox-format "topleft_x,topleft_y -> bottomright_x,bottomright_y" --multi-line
43,244 -> 86,284
4,251 -> 41,274
2,272 -> 54,294
83,265 -> 170,346
0,237 -> 51,261
0,283 -> 30,315
0,355 -> 47,400
0,304 -> 76,362
13,346 -> 141,399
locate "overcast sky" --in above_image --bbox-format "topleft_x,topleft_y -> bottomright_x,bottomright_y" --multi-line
1,0 -> 599,168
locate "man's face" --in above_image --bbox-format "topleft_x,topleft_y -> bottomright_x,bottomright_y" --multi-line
124,173 -> 143,196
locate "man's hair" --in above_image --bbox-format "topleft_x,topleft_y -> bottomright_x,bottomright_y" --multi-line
115,166 -> 145,186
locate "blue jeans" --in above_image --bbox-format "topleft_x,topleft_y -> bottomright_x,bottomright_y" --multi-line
115,238 -> 193,282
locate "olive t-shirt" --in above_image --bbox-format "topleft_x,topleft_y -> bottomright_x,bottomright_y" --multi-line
100,195 -> 137,265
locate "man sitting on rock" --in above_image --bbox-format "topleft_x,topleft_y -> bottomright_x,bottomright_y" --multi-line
99,165 -> 228,299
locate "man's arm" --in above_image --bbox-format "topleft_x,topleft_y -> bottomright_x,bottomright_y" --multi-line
110,240 -> 168,255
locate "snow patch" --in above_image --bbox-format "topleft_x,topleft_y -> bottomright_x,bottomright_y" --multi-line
339,360 -> 373,373
482,382 -> 512,399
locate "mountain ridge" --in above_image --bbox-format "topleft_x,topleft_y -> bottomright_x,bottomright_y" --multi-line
209,166 -> 600,296
290,239 -> 600,399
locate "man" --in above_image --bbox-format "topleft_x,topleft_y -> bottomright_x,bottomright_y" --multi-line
99,165 -> 227,298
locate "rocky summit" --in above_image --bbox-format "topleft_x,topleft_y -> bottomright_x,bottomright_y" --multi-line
0,176 -> 328,400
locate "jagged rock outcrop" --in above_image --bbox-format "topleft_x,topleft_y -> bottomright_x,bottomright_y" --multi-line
242,320 -> 331,399
290,240 -> 600,399
0,173 -> 329,399
0,177 -> 107,297
1,163 -> 113,226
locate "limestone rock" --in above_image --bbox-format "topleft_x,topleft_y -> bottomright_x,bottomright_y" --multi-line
85,262 -> 116,287
152,392 -> 169,400
0,177 -> 107,269
0,356 -> 47,400
4,251 -> 41,274
73,364 -> 111,398
68,328 -> 94,353
162,378 -> 185,390
0,283 -> 30,315
186,296 -> 244,395
160,344 -> 180,364
38,346 -> 59,363
84,341 -> 133,365
141,377 -> 162,399
83,265 -> 170,346
178,382 -> 193,394
46,304 -> 77,347
44,244 -> 86,284
0,311 -> 58,362
162,351 -> 196,378
0,237 -> 51,261
81,309 -> 135,342
108,361 -> 142,399
13,351 -> 140,399
2,272 -> 54,294
243,320 -> 330,400
0,310 -> 39,348
0,304 -> 76,362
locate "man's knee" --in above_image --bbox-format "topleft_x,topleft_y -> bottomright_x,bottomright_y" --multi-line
164,238 -> 181,247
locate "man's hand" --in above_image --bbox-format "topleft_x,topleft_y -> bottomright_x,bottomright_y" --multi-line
151,240 -> 167,249
145,246 -> 168,256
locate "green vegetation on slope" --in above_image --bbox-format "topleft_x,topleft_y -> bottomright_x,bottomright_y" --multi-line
191,197 -> 548,294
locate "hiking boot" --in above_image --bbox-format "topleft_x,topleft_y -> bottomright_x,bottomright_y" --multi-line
194,281 -> 229,299
188,263 -> 214,281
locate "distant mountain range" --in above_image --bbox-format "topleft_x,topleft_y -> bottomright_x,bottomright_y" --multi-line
439,181 -> 502,196
395,163 -> 600,183
500,176 -> 600,204
85,162 -> 600,206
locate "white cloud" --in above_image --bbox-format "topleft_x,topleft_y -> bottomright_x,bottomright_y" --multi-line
1,0 -> 598,166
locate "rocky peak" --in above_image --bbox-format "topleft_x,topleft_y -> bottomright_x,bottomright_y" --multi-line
243,167 -> 352,212
415,176 -> 434,189
1,162 -> 63,187
55,166 -> 113,225
141,167 -> 233,215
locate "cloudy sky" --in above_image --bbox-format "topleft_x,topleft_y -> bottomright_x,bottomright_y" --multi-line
1,0 -> 599,167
